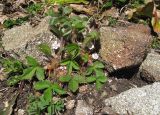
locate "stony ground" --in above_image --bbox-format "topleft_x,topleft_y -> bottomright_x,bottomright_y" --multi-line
0,0 -> 160,115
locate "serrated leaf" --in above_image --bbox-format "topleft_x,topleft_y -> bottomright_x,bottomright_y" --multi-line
34,80 -> 51,90
21,67 -> 37,80
97,76 -> 107,83
36,67 -> 45,80
26,56 -> 39,66
95,69 -> 105,77
52,83 -> 66,95
59,75 -> 71,82
65,43 -> 80,58
96,80 -> 103,90
68,79 -> 79,92
71,61 -> 79,70
93,61 -> 105,69
86,66 -> 94,75
73,75 -> 86,84
44,88 -> 52,102
86,76 -> 96,83
38,43 -> 52,56
81,53 -> 89,63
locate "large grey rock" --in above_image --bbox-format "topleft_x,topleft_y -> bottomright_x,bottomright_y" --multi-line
140,51 -> 160,82
104,82 -> 160,115
100,24 -> 152,72
75,100 -> 93,115
2,16 -> 57,61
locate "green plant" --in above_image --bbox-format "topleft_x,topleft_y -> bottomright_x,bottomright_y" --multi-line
27,3 -> 43,14
130,0 -> 145,8
28,94 -> 64,115
3,16 -> 29,28
108,16 -> 118,27
86,61 -> 107,90
152,37 -> 160,49
5,56 -> 45,85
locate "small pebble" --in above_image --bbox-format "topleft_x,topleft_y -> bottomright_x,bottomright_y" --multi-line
66,100 -> 75,110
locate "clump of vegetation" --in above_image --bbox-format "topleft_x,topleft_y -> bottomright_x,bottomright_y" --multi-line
1,5 -> 107,114
3,17 -> 29,28
152,37 -> 160,49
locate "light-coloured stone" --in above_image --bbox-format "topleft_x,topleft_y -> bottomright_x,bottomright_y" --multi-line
140,51 -> 160,82
66,100 -> 75,110
104,82 -> 160,115
2,16 -> 51,50
75,100 -> 93,115
2,16 -> 57,62
100,24 -> 152,72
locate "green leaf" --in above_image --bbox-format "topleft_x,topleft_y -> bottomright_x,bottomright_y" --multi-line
68,79 -> 79,92
63,6 -> 72,15
86,66 -> 94,75
97,76 -> 107,83
21,67 -> 37,80
52,83 -> 66,95
86,76 -> 96,83
44,88 -> 52,102
93,61 -> 105,69
34,80 -> 51,90
26,56 -> 39,66
7,75 -> 21,86
71,61 -> 79,70
96,80 -> 103,90
38,43 -> 52,56
95,69 -> 105,77
65,43 -> 80,58
60,59 -> 70,66
81,53 -> 89,63
59,75 -> 71,82
73,75 -> 86,84
36,67 -> 45,80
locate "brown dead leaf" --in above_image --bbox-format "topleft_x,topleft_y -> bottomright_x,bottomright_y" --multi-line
70,4 -> 97,16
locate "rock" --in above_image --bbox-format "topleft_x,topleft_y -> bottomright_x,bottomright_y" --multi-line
2,16 -> 57,61
0,4 -> 4,15
140,51 -> 160,82
104,82 -> 160,115
100,24 -> 152,72
17,109 -> 25,115
75,100 -> 93,115
66,100 -> 75,110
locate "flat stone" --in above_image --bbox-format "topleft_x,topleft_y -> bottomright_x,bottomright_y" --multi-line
100,24 -> 152,72
75,100 -> 93,115
140,51 -> 160,82
104,82 -> 160,115
2,16 -> 51,51
2,16 -> 57,62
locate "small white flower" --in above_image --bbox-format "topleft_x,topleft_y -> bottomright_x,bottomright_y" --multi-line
59,66 -> 67,70
89,44 -> 95,50
52,40 -> 61,50
92,53 -> 99,60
